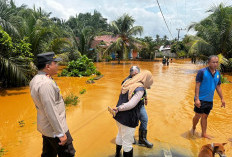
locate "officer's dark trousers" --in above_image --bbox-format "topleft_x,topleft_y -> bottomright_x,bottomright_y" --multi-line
41,130 -> 75,157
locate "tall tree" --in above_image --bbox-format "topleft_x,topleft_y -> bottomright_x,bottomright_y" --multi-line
104,14 -> 143,63
188,3 -> 232,58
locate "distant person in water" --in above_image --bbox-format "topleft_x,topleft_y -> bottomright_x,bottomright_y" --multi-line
113,70 -> 153,157
162,56 -> 166,65
191,55 -> 225,139
166,57 -> 170,66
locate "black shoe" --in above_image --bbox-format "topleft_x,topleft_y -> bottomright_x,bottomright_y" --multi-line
115,145 -> 122,157
138,129 -> 153,148
123,148 -> 133,157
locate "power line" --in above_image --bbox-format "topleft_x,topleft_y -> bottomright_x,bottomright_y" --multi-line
162,0 -> 173,35
156,0 -> 174,39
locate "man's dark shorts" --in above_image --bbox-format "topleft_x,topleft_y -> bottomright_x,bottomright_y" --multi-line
194,100 -> 213,115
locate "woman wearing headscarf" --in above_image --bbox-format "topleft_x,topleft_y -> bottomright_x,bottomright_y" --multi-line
113,70 -> 153,157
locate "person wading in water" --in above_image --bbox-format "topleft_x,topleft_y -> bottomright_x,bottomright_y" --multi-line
113,70 -> 153,157
121,66 -> 153,148
191,55 -> 225,139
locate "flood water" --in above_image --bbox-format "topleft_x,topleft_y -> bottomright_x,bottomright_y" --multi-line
0,59 -> 232,157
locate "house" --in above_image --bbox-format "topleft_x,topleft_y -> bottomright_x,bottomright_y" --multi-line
157,45 -> 177,58
91,35 -> 140,60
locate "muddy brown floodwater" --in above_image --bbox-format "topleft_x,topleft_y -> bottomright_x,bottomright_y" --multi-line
0,59 -> 232,157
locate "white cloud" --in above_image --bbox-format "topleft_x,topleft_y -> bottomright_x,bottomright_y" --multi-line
14,0 -> 232,40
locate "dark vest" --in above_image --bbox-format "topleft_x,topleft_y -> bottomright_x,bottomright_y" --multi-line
114,87 -> 145,128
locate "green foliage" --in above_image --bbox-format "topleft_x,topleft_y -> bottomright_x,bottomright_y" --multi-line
13,37 -> 33,60
65,10 -> 111,59
104,14 -> 143,63
0,26 -> 13,51
64,93 -> 79,106
68,50 -> 81,61
177,51 -> 187,58
56,52 -> 70,66
0,147 -> 7,157
0,27 -> 35,87
221,74 -> 230,84
139,36 -> 158,60
86,77 -> 95,84
171,41 -> 187,54
79,88 -> 86,94
188,3 -> 232,58
104,55 -> 112,62
61,55 -> 100,77
95,71 -> 101,76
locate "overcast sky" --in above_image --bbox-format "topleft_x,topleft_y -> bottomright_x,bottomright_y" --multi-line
15,0 -> 232,40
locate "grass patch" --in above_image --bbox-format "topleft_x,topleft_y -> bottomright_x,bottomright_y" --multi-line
18,120 -> 25,127
86,77 -> 95,84
79,89 -> 86,95
0,148 -> 7,156
64,94 -> 79,106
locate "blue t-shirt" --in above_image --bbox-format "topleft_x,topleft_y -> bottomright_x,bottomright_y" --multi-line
196,67 -> 221,102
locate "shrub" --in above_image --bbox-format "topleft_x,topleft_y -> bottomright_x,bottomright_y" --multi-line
56,52 -> 70,65
64,93 -> 79,106
177,51 -> 187,58
86,77 -> 95,84
79,89 -> 86,94
221,75 -> 230,84
0,147 -> 6,157
60,55 -> 101,77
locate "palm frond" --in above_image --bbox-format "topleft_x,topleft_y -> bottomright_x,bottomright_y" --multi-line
128,26 -> 143,36
0,55 -> 28,87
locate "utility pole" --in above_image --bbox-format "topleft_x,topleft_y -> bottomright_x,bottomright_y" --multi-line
176,28 -> 186,41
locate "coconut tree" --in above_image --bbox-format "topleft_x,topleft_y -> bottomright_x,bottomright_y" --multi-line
0,0 -> 27,38
139,36 -> 158,60
188,3 -> 232,59
0,26 -> 34,87
104,14 -> 143,64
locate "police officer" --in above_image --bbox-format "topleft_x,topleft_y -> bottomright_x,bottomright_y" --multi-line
30,52 -> 75,157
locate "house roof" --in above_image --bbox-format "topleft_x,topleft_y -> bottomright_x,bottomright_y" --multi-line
159,45 -> 171,51
91,35 -> 119,48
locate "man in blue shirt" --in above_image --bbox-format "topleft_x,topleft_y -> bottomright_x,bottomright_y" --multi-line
191,55 -> 225,139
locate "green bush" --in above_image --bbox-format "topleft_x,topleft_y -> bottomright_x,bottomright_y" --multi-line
64,94 -> 79,106
56,52 -> 70,65
60,55 -> 101,77
221,74 -> 230,84
177,50 -> 187,58
104,55 -> 112,62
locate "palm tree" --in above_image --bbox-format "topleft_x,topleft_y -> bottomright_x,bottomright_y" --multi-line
188,3 -> 232,59
65,11 -> 112,58
139,36 -> 158,60
0,26 -> 33,87
0,0 -> 26,38
15,7 -> 56,56
104,14 -> 143,63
